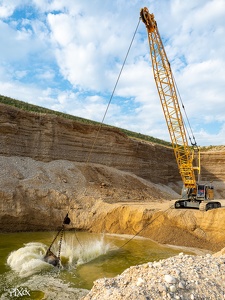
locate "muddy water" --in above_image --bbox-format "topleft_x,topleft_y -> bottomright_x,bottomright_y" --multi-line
0,231 -> 187,299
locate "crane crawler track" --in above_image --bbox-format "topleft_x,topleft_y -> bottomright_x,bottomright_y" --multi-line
199,201 -> 221,211
174,200 -> 221,211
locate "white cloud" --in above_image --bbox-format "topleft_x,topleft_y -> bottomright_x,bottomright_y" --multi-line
0,0 -> 22,18
0,0 -> 224,146
47,6 -> 139,91
196,124 -> 225,146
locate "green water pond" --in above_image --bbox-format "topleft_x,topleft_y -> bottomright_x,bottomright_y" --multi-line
0,231 -> 190,299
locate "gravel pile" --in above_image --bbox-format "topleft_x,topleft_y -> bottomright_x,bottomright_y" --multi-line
83,252 -> 225,300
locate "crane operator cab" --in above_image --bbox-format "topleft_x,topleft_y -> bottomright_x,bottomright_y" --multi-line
177,183 -> 221,211
197,184 -> 213,200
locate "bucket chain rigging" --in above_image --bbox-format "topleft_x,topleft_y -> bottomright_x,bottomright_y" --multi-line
44,213 -> 71,266
57,225 -> 64,260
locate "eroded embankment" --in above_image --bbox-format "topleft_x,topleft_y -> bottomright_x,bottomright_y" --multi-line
77,201 -> 225,252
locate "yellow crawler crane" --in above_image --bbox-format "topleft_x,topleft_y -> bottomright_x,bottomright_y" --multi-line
140,7 -> 221,211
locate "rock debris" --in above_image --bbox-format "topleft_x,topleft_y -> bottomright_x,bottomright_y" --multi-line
83,252 -> 225,300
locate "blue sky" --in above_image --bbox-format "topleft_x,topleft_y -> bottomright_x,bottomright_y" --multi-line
0,0 -> 225,146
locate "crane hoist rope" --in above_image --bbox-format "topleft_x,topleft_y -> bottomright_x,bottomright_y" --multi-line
85,17 -> 141,165
172,74 -> 197,147
44,18 -> 141,267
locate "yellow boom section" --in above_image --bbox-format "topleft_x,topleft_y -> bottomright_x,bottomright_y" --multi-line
140,7 -> 197,189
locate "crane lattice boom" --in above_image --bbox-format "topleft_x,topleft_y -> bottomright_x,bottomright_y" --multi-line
140,7 -> 198,189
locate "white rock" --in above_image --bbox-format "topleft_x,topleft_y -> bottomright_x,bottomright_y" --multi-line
164,274 -> 176,284
136,277 -> 145,286
178,281 -> 185,289
154,262 -> 161,268
158,283 -> 167,292
175,269 -> 181,276
170,285 -> 176,292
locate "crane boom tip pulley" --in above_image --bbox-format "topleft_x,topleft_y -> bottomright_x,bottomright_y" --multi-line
140,7 -> 157,33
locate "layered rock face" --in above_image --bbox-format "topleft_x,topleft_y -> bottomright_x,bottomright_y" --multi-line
1,102 -> 225,250
0,103 -> 179,185
0,103 -> 224,190
200,150 -> 225,198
